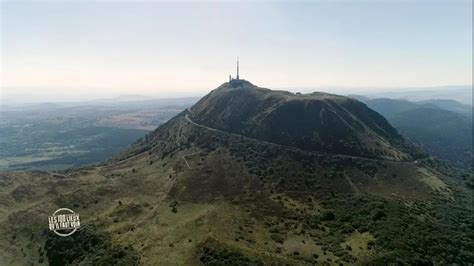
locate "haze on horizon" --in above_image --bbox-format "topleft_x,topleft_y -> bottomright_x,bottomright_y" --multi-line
1,1 -> 472,103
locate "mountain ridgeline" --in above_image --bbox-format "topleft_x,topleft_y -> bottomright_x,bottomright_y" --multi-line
189,80 -> 417,160
362,97 -> 473,169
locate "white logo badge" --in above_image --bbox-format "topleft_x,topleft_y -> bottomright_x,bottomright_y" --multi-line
48,208 -> 81,237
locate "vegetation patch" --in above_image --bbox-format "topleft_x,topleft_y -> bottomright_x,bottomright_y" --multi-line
44,225 -> 140,265
200,245 -> 264,266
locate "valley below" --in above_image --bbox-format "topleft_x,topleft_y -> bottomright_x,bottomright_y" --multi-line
0,98 -> 197,171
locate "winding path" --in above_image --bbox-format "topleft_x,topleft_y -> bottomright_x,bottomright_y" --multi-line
183,109 -> 413,164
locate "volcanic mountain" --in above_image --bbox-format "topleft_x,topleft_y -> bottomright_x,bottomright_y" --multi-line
0,80 -> 471,265
189,80 -> 415,160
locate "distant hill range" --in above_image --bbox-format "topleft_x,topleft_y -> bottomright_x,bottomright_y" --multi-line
351,85 -> 472,105
351,96 -> 472,169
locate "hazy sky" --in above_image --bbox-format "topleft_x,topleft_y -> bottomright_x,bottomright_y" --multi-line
1,1 -> 472,102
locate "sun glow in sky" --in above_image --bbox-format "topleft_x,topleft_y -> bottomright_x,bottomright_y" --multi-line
1,1 -> 472,101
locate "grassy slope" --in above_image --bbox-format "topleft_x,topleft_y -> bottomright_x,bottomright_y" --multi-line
0,114 -> 472,265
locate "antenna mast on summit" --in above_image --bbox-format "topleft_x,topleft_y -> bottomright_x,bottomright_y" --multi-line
236,57 -> 240,80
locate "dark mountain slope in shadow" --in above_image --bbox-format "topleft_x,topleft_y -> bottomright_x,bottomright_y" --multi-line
189,80 -> 419,161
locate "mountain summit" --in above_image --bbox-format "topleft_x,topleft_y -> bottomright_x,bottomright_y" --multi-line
189,80 -> 414,160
